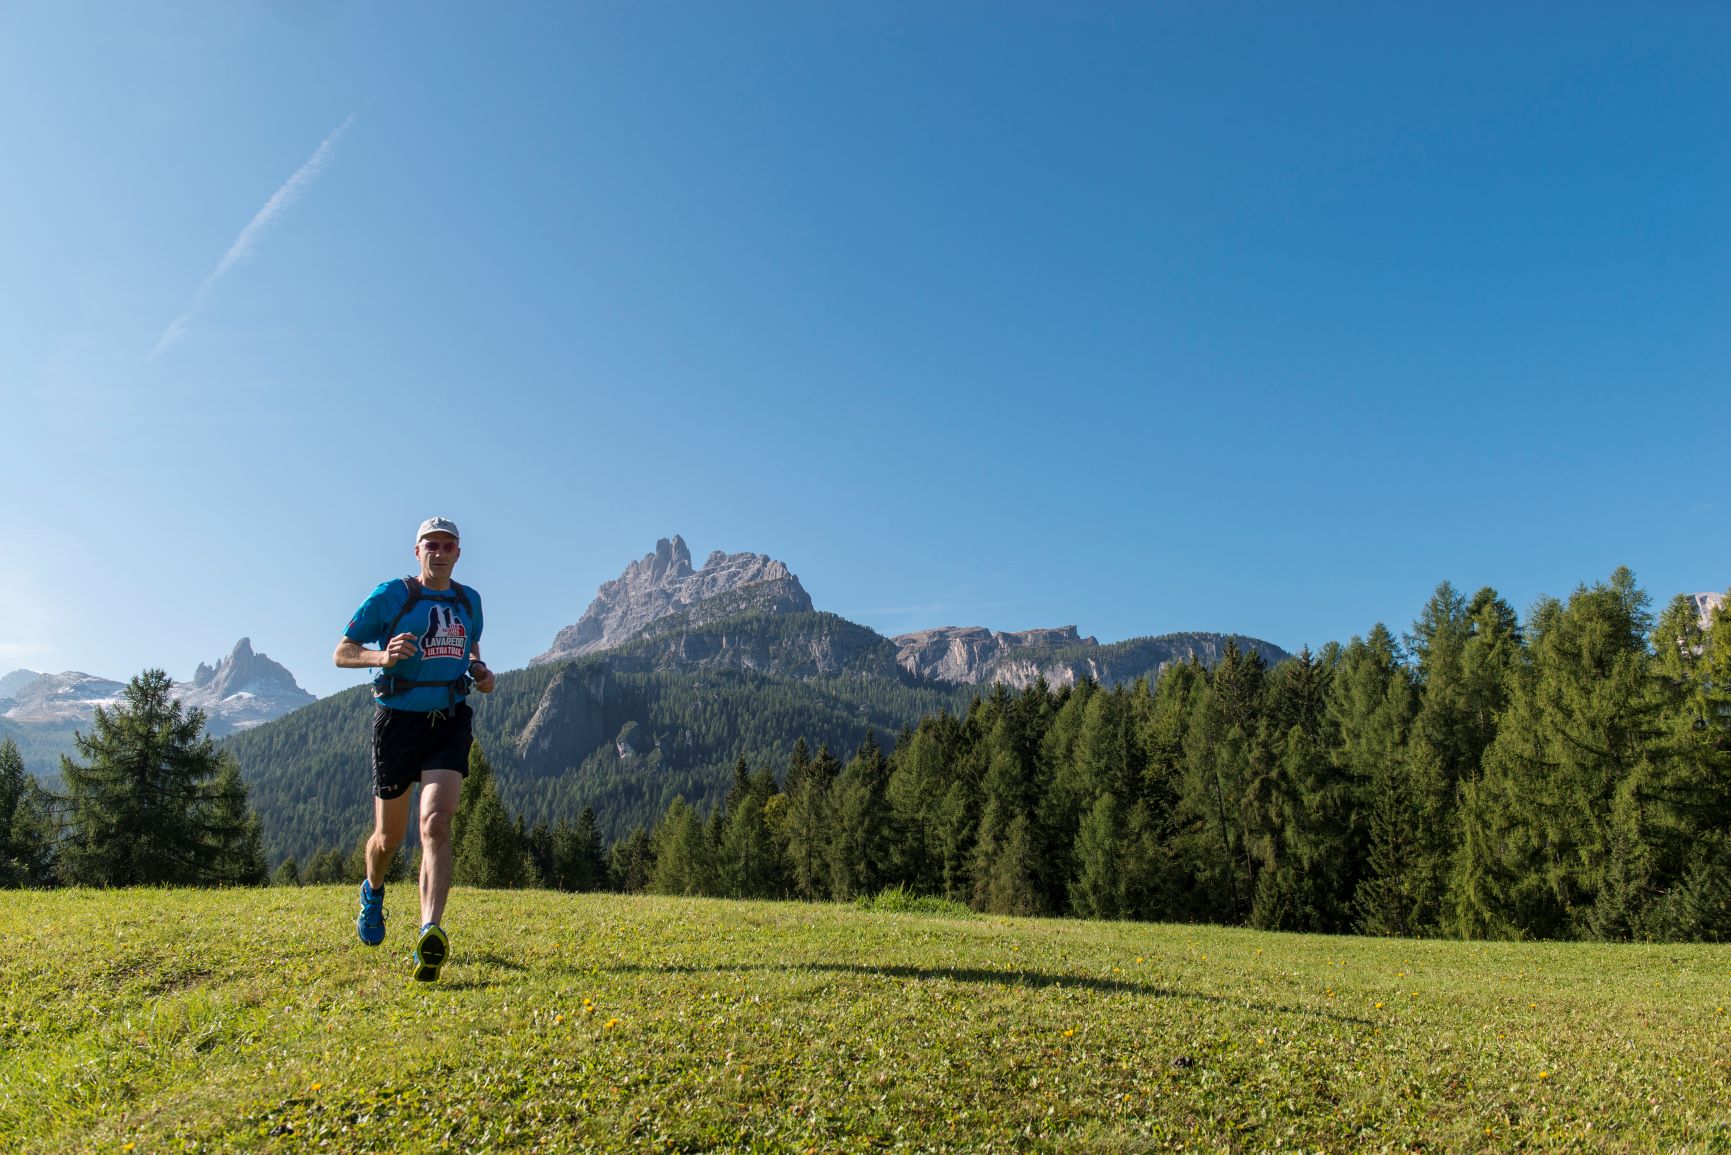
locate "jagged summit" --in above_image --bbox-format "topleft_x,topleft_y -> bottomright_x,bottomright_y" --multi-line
531,536 -> 813,665
173,638 -> 315,733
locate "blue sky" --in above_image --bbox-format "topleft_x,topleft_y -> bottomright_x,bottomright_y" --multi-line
3,2 -> 1727,698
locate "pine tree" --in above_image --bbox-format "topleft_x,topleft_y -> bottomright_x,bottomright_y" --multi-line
610,825 -> 654,893
828,732 -> 892,901
1246,724 -> 1350,932
1452,570 -> 1672,938
1132,662 -> 1203,920
58,669 -> 265,886
0,737 -> 56,887
558,806 -> 609,891
649,797 -> 714,896
783,743 -> 839,899
1321,628 -> 1421,934
525,821 -> 556,888
452,742 -> 525,888
205,756 -> 268,885
886,712 -> 961,894
977,813 -> 1042,916
1069,791 -> 1126,919
719,765 -> 784,898
1169,644 -> 1265,922
971,714 -> 1044,915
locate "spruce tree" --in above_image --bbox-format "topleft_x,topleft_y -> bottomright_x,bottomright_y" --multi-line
828,732 -> 892,901
205,756 -> 268,885
1453,570 -> 1672,938
971,715 -> 1044,915
1170,644 -> 1265,922
452,742 -> 525,888
886,713 -> 960,894
783,743 -> 839,899
567,807 -> 609,891
610,825 -> 654,893
720,766 -> 783,899
0,737 -> 56,887
58,669 -> 265,887
649,797 -> 714,896
1069,791 -> 1126,919
1322,628 -> 1422,934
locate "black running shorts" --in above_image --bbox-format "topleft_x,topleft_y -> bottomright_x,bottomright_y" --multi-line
372,702 -> 473,800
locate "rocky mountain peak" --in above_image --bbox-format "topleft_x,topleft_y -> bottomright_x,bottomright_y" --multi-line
532,536 -> 814,665
173,638 -> 315,734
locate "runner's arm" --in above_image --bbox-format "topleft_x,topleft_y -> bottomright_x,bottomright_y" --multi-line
334,634 -> 418,669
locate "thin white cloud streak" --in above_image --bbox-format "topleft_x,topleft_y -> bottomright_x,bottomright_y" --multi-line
151,113 -> 355,357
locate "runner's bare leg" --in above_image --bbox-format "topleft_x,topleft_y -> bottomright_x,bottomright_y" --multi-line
418,769 -> 464,926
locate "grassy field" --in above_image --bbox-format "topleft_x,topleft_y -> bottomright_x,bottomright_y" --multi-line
2,888 -> 1729,1152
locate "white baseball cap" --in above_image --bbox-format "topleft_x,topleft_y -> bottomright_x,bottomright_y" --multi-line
417,517 -> 460,541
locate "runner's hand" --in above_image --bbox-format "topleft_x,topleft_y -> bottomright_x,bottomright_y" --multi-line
470,659 -> 496,694
382,633 -> 419,667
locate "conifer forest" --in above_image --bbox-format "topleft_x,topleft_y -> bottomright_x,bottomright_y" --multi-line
8,569 -> 1731,944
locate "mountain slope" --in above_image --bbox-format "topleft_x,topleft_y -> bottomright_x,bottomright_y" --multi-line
228,610 -> 975,860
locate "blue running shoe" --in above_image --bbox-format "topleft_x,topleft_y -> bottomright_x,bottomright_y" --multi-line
357,880 -> 386,946
412,922 -> 449,983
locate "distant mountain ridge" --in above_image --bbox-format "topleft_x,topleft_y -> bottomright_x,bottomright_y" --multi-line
1,640 -> 317,776
1,672 -> 128,725
892,625 -> 1293,688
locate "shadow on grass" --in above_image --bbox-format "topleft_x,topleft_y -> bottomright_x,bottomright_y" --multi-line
434,952 -> 534,988
598,961 -> 1373,1026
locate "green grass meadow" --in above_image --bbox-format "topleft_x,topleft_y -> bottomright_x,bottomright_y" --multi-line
2,887 -> 1729,1152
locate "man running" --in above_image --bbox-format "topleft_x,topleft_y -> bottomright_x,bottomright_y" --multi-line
334,517 -> 495,981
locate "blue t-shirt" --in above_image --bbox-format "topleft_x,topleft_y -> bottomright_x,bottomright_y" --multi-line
344,579 -> 484,711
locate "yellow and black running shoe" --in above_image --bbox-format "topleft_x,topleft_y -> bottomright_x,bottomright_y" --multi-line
411,922 -> 448,983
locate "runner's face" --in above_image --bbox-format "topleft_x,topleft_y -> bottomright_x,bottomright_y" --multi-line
416,533 -> 460,582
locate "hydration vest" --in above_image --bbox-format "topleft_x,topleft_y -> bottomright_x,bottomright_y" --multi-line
372,576 -> 476,708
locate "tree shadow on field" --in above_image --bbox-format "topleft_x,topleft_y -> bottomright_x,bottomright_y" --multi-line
600,961 -> 1373,1027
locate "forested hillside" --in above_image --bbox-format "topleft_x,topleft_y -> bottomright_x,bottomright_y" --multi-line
224,623 -> 975,862
625,572 -> 1731,941
231,606 -> 1254,863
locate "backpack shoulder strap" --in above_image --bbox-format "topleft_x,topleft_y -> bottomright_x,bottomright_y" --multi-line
385,576 -> 423,639
448,581 -> 472,615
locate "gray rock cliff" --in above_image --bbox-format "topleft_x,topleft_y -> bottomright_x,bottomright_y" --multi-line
532,535 -> 813,664
515,664 -> 612,777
